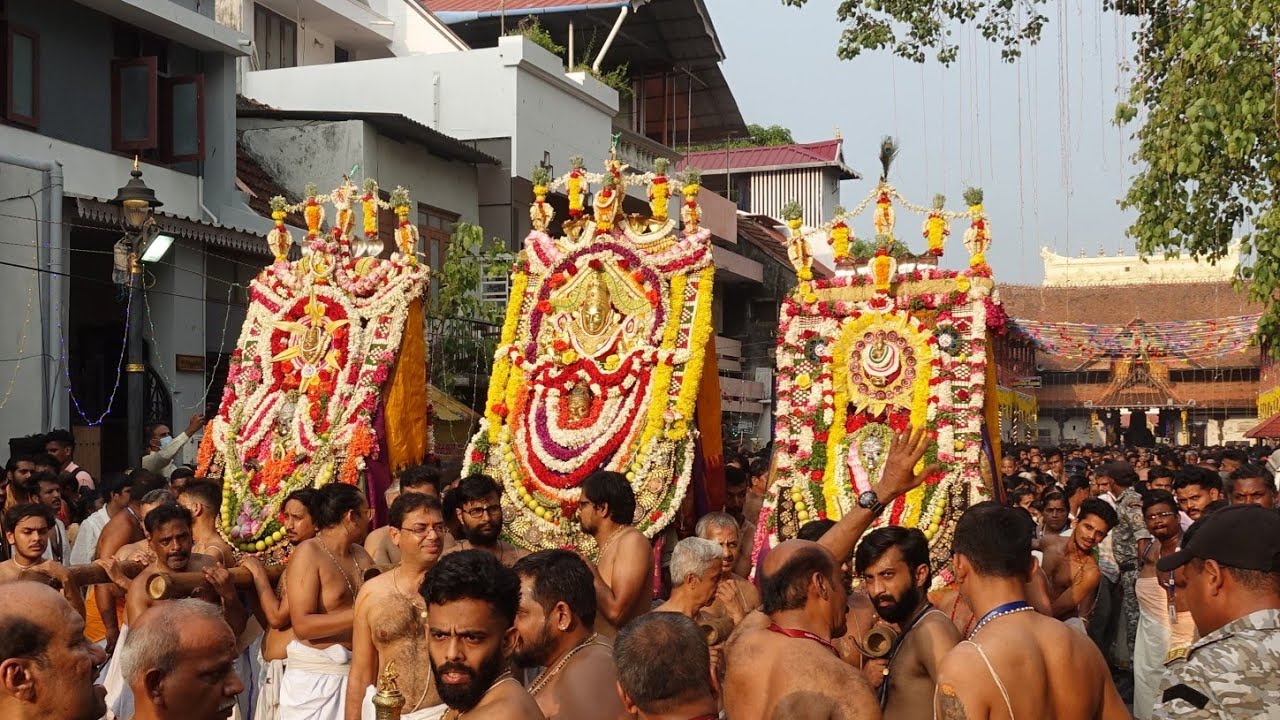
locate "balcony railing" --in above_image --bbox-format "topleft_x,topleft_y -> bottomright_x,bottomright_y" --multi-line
612,125 -> 681,176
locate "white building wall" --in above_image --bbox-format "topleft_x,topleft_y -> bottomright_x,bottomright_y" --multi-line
239,118 -> 367,195
369,136 -> 480,223
145,239 -> 209,427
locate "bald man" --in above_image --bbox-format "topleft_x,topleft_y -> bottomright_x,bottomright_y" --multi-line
0,582 -> 108,720
722,427 -> 937,720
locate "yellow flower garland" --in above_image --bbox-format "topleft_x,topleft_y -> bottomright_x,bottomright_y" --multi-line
485,270 -> 528,442
635,272 -> 686,458
667,265 -> 716,439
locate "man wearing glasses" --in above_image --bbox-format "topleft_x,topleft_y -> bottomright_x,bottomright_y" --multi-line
1133,490 -> 1195,720
443,474 -> 527,566
345,493 -> 447,720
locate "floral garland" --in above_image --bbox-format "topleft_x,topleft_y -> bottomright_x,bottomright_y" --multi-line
759,188 -> 1001,581
465,157 -> 714,553
197,181 -> 428,555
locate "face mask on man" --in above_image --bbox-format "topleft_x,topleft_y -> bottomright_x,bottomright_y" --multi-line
159,435 -> 173,449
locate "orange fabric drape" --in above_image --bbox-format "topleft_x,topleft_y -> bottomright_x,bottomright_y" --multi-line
696,333 -> 725,510
384,298 -> 429,471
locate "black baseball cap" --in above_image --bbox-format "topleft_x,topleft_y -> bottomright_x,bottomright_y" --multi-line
1158,505 -> 1280,572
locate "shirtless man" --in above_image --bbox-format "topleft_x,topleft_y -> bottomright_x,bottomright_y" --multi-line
281,483 -> 374,720
734,457 -> 771,578
365,466 -> 441,565
577,471 -> 652,637
106,503 -> 244,720
94,469 -> 166,654
0,503 -> 84,616
176,480 -> 236,566
346,493 -> 446,720
512,549 -> 627,720
443,474 -> 526,565
1040,497 -> 1118,633
852,526 -> 959,719
933,501 -> 1127,720
797,519 -> 878,670
696,512 -> 761,625
423,550 -> 544,719
722,426 -> 937,720
242,488 -> 318,720
1132,490 -> 1193,720
613,613 -> 719,720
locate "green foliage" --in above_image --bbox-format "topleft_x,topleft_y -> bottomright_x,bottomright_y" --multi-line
429,222 -> 508,393
851,234 -> 912,260
780,0 -> 1049,64
572,62 -> 632,99
1118,0 -> 1280,347
689,123 -> 797,151
781,201 -> 803,222
508,16 -> 564,57
530,165 -> 551,188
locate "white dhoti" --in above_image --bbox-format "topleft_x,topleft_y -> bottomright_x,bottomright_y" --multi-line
360,684 -> 447,720
1063,616 -> 1087,634
1133,577 -> 1195,720
278,641 -> 351,720
254,655 -> 285,720
101,625 -> 133,720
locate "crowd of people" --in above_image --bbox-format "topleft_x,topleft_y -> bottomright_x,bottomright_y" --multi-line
1,427 -> 1279,720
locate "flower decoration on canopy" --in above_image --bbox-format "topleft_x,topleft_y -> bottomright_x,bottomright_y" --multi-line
197,179 -> 430,557
761,144 -> 1001,584
466,148 -> 717,553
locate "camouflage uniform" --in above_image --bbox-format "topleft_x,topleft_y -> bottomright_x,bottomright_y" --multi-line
1153,608 -> 1280,719
1111,486 -> 1149,669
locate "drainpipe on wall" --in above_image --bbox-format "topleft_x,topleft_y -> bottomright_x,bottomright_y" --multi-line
0,152 -> 65,431
591,6 -> 629,73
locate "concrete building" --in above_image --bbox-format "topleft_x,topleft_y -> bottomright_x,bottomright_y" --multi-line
0,0 -> 277,470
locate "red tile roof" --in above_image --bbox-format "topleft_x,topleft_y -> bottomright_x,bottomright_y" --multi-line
420,0 -> 624,11
737,214 -> 834,279
1246,412 -> 1280,439
679,139 -> 857,178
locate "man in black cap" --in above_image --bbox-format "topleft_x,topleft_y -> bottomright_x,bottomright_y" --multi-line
1152,505 -> 1280,719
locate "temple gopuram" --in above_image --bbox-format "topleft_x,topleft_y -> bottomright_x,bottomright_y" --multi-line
1000,245 -> 1262,447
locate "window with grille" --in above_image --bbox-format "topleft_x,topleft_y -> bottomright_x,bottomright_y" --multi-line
253,4 -> 297,70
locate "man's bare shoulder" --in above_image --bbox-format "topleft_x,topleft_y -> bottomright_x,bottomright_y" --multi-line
917,608 -> 962,646
616,526 -> 652,553
473,681 -> 545,719
1040,533 -> 1068,555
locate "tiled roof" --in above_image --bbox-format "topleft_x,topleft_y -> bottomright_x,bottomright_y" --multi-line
1001,282 -> 1262,372
1246,413 -> 1280,439
736,213 -> 834,280
420,0 -> 625,11
679,139 -> 857,178
236,144 -> 306,227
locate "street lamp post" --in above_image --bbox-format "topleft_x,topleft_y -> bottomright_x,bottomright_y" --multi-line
109,158 -> 162,469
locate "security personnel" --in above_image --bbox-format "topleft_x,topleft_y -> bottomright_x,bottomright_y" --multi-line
1152,505 -> 1280,719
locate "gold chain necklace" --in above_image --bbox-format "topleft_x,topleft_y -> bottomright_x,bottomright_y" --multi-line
443,672 -> 515,720
527,633 -> 605,696
319,540 -> 360,599
596,526 -> 626,560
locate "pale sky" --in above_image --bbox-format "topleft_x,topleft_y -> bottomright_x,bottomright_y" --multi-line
704,0 -> 1142,285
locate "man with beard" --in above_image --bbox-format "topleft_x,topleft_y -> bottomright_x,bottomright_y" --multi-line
853,526 -> 959,719
722,426 -> 938,720
1227,464 -> 1276,508
613,613 -> 718,720
577,471 -> 652,637
1133,491 -> 1195,720
933,502 -> 1127,719
423,550 -> 544,720
176,480 -> 236,567
443,475 -> 526,566
106,504 -> 243,720
0,503 -> 84,617
512,549 -> 626,720
365,466 -> 441,565
695,512 -> 760,625
1173,466 -> 1223,522
119,599 -> 244,720
1040,497 -> 1119,633
281,483 -> 374,720
345,494 -> 446,720
95,469 -> 166,655
0,582 -> 108,720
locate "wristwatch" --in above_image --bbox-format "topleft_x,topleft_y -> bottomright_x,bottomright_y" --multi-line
857,490 -> 886,517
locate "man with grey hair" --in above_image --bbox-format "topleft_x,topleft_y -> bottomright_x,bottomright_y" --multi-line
0,582 -> 107,720
654,537 -> 723,620
695,512 -> 759,627
120,599 -> 243,720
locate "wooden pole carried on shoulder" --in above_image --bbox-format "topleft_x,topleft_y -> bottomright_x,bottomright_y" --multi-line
147,564 -> 286,601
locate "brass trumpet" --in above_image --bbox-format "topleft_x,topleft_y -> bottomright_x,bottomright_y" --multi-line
861,622 -> 900,659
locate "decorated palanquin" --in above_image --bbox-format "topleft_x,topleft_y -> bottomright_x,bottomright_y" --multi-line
197,180 -> 430,556
756,155 -> 1007,582
465,154 -> 718,552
